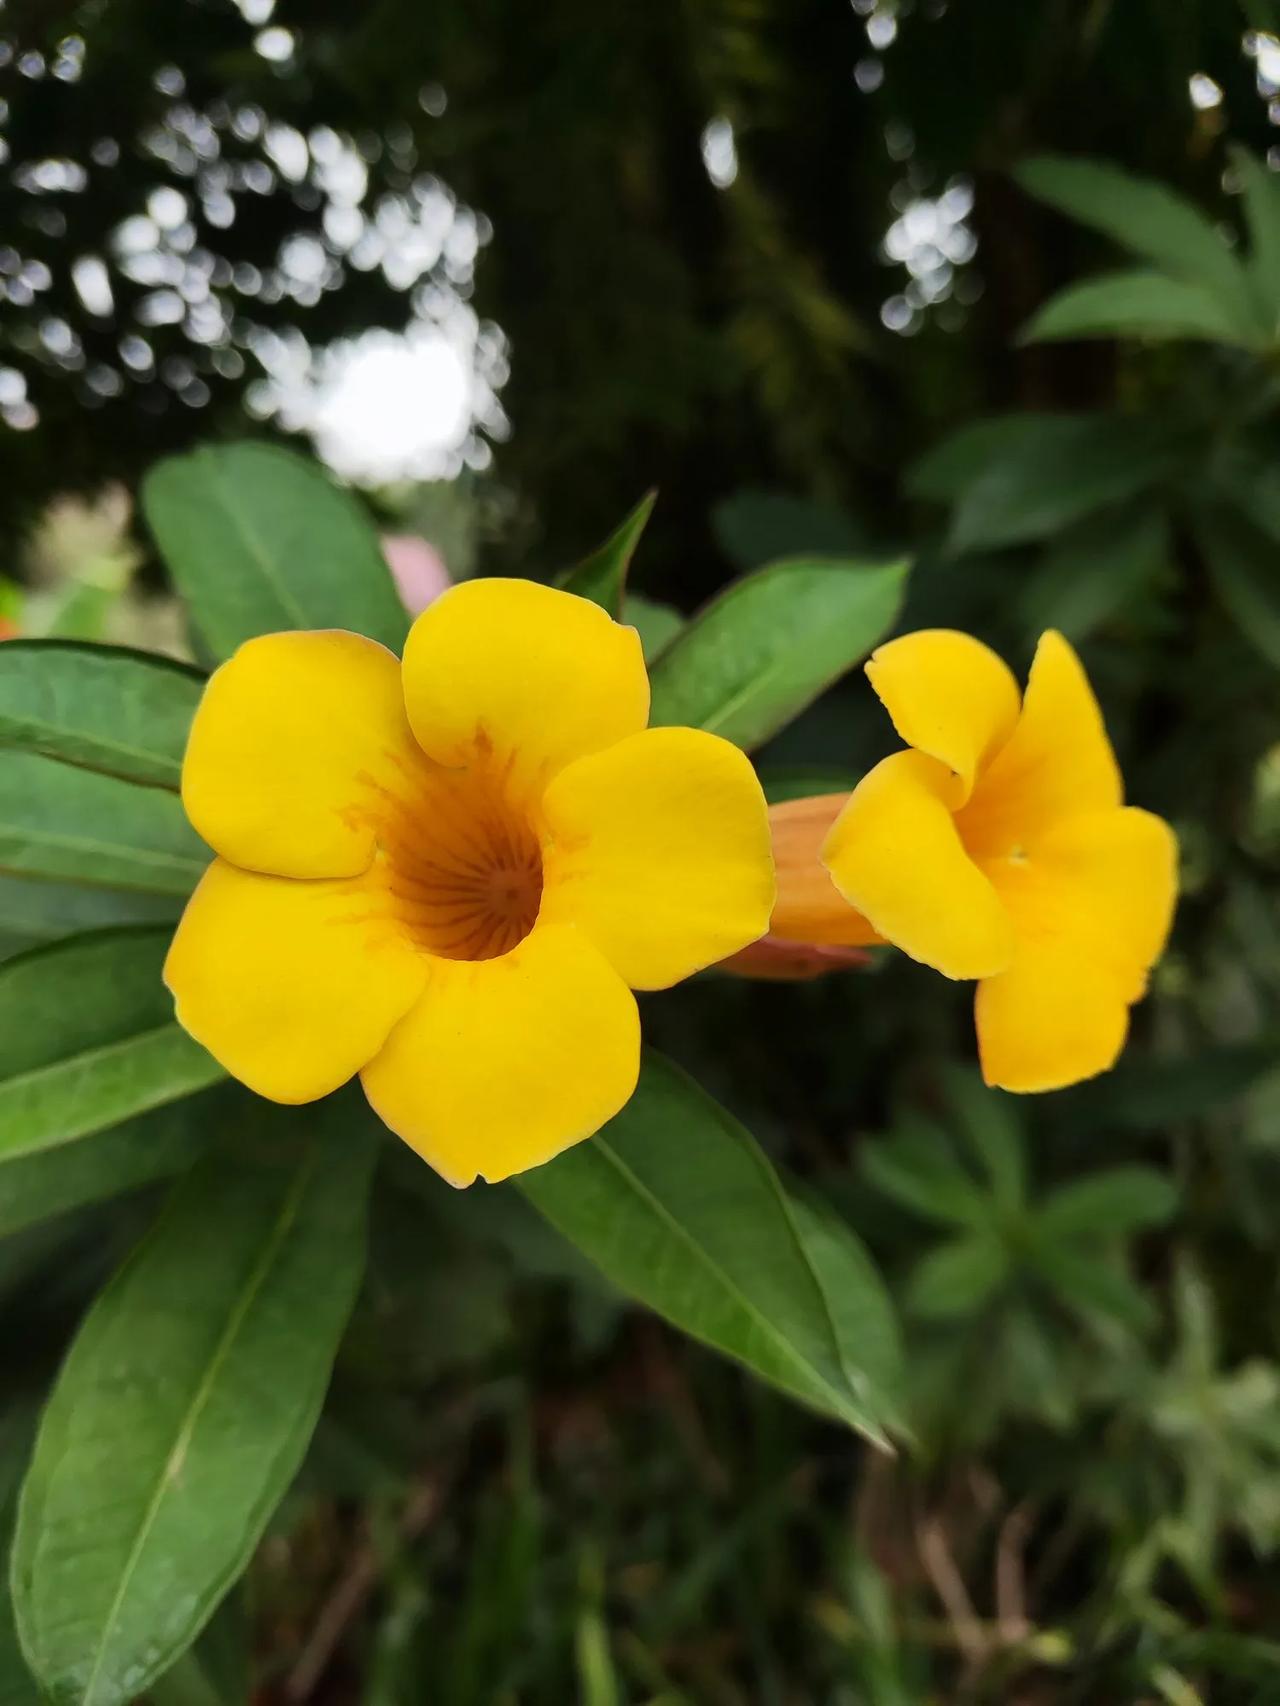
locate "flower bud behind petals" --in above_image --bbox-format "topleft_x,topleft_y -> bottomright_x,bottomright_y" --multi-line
719,936 -> 871,980
381,535 -> 452,617
767,792 -> 882,947
715,791 -> 881,980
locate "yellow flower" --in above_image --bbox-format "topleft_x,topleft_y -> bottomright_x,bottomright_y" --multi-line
775,629 -> 1177,1092
164,579 -> 775,1185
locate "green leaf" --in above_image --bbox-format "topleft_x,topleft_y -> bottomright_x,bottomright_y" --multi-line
941,1068 -> 1025,1211
1195,508 -> 1280,672
1206,443 -> 1280,540
0,642 -> 203,788
0,874 -> 180,946
945,417 -> 1181,554
12,1096 -> 376,1706
712,489 -> 868,571
1019,270 -> 1248,346
1164,1632 -> 1280,1688
1002,1304 -> 1078,1430
1030,1240 -> 1153,1332
0,1403 -> 39,1706
789,1195 -> 905,1435
1232,146 -> 1280,341
647,556 -> 908,749
0,930 -> 223,1163
518,1053 -> 901,1444
558,491 -> 656,616
1017,505 -> 1169,642
0,752 -> 208,893
1036,1166 -> 1179,1240
147,1595 -> 249,1706
142,442 -> 408,660
624,592 -> 684,662
39,584 -> 122,647
861,1119 -> 989,1229
909,415 -> 1052,503
0,1095 -> 217,1240
904,1234 -> 1009,1320
1015,155 -> 1259,338
574,1597 -> 622,1706
1070,1038 -> 1280,1129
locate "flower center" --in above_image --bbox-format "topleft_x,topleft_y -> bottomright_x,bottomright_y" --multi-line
375,765 -> 544,962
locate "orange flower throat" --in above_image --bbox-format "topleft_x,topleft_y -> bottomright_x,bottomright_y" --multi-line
369,761 -> 545,962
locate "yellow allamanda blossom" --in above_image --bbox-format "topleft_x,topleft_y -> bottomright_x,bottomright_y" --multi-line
768,629 -> 1178,1092
165,579 -> 776,1185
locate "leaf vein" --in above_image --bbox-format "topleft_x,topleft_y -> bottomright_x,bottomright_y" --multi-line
79,1149 -> 318,1706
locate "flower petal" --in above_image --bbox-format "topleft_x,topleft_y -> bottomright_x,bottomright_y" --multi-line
977,944 -> 1130,1097
165,858 -> 427,1103
767,793 -> 883,947
866,630 -> 1021,801
362,923 -> 639,1186
960,630 -> 1122,855
183,630 -> 421,879
538,727 -> 775,989
976,807 -> 1178,1092
822,751 -> 1014,980
401,579 -> 649,793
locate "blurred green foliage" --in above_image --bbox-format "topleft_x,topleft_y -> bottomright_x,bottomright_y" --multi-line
6,0 -> 1280,1701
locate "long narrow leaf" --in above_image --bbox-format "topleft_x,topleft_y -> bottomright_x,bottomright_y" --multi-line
519,1053 -> 902,1444
647,557 -> 908,750
12,1096 -> 377,1706
1015,155 -> 1260,338
1036,1167 -> 1179,1240
559,491 -> 657,617
0,1095 -> 220,1241
143,442 -> 408,659
0,643 -> 203,788
1231,145 -> 1280,341
0,875 -> 180,947
0,930 -> 222,1161
1019,270 -> 1247,347
1196,508 -> 1280,672
946,417 -> 1181,554
0,752 -> 207,894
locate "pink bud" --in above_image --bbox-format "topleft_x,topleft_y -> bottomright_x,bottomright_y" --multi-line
381,534 -> 452,617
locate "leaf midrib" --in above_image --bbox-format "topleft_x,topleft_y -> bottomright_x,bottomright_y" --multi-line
0,1025 -> 220,1160
658,569 -> 902,742
0,861 -> 195,902
0,720 -> 183,786
0,821 -> 203,876
589,1135 -> 871,1434
202,452 -> 310,635
79,1150 -> 318,1706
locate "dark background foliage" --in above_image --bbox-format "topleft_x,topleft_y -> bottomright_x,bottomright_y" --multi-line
6,0 -> 1280,1700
